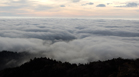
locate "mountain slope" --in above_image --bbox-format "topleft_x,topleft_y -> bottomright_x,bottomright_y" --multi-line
0,57 -> 139,77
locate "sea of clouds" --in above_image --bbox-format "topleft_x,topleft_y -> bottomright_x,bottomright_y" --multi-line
0,18 -> 139,63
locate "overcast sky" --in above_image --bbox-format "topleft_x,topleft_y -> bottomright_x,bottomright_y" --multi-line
0,0 -> 139,17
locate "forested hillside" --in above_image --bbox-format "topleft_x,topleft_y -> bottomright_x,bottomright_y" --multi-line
0,51 -> 139,77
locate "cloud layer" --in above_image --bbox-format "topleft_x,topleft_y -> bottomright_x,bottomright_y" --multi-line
0,18 -> 139,63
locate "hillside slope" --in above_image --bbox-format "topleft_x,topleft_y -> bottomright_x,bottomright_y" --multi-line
0,57 -> 139,77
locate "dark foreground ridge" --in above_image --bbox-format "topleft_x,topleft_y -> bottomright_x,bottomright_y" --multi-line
0,50 -> 36,70
0,57 -> 139,76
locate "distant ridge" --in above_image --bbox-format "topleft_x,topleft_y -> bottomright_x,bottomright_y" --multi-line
0,51 -> 139,77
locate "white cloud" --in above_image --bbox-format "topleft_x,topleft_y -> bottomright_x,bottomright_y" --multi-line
0,18 -> 139,64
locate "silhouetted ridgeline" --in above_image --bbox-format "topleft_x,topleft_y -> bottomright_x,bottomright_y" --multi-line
0,51 -> 139,77
0,50 -> 38,70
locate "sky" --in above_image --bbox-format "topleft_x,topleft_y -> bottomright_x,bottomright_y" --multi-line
0,0 -> 139,17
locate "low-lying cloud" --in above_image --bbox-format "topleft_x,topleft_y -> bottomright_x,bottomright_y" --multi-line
0,18 -> 139,64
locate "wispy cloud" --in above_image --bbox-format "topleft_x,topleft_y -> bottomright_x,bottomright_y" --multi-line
115,2 -> 139,7
96,4 -> 106,7
82,2 -> 94,6
60,5 -> 66,7
72,0 -> 80,3
34,5 -> 53,11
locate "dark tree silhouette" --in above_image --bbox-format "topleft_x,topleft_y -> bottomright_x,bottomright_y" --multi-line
0,50 -> 35,70
0,54 -> 139,77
